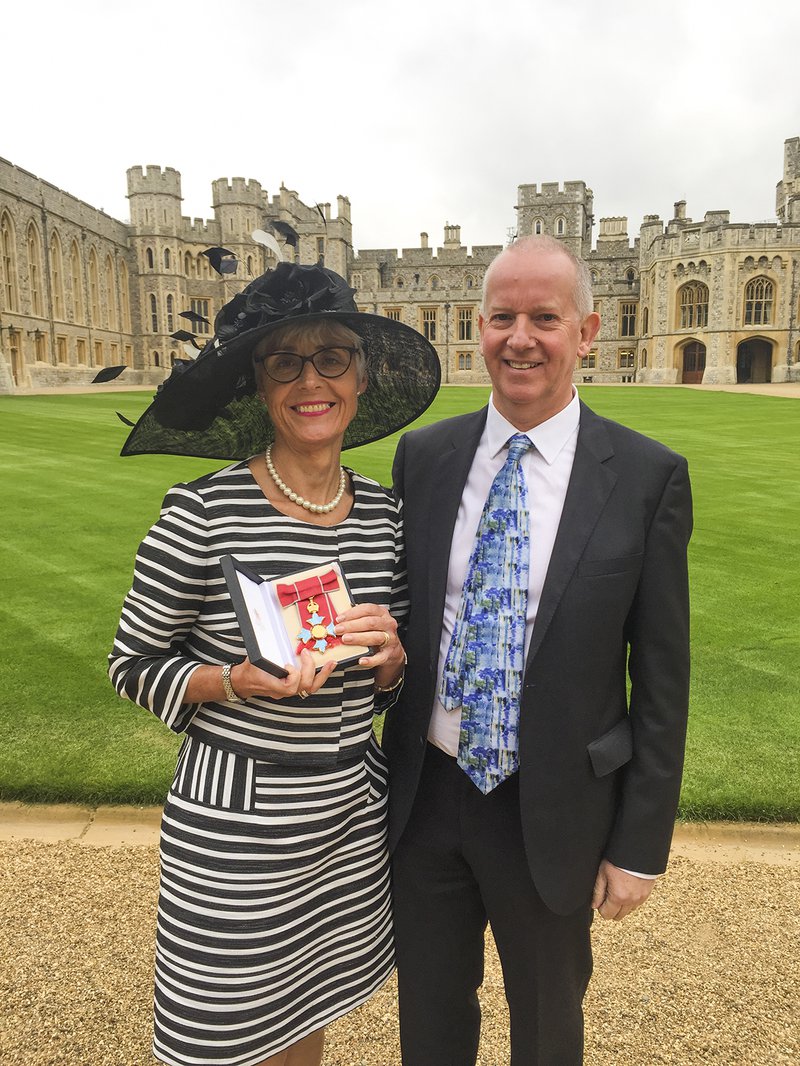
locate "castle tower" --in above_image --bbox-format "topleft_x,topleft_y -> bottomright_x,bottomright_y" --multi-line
515,180 -> 594,256
212,177 -> 270,281
776,136 -> 800,223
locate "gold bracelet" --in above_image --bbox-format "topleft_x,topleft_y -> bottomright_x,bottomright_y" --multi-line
375,653 -> 407,694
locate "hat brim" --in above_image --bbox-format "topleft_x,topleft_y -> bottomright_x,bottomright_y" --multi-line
120,312 -> 441,460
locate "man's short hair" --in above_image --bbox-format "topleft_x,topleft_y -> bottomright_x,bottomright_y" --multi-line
481,235 -> 594,319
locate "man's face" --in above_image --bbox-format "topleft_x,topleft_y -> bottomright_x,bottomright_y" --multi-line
478,248 -> 600,430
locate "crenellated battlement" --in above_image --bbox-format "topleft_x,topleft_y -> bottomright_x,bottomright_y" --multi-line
211,177 -> 266,207
126,165 -> 182,198
517,180 -> 590,204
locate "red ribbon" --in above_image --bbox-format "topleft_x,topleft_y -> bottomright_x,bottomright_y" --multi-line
276,569 -> 339,608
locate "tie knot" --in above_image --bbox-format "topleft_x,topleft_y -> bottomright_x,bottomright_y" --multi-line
506,434 -> 531,462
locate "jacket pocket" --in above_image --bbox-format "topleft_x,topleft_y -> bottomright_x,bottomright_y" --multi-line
587,717 -> 633,777
577,553 -> 643,577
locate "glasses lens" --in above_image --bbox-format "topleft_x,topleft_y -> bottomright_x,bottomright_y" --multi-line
312,347 -> 353,378
262,352 -> 303,382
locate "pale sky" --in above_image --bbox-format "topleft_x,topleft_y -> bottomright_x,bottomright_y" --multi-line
4,0 -> 800,253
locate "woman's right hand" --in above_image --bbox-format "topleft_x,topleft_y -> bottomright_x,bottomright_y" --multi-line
231,650 -> 337,701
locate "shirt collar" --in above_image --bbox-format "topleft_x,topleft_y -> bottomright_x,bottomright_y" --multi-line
486,388 -> 581,465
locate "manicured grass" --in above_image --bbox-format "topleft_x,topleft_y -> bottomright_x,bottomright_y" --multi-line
1,386 -> 798,818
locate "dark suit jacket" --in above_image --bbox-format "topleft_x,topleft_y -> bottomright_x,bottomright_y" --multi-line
383,401 -> 692,915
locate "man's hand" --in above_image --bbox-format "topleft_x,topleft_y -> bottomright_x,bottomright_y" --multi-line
591,859 -> 656,921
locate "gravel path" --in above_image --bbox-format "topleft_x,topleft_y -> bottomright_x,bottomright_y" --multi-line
1,839 -> 798,1066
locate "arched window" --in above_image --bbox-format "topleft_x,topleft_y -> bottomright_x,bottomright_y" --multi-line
170,349 -> 178,366
555,216 -> 566,236
678,283 -> 709,329
1,211 -> 18,311
105,255 -> 117,330
464,274 -> 475,289
119,260 -> 131,331
429,275 -> 440,290
184,251 -> 192,276
150,293 -> 158,333
88,249 -> 100,325
198,253 -> 208,278
247,255 -> 253,274
70,241 -> 84,323
146,247 -> 154,270
396,275 -> 405,288
164,247 -> 171,270
533,218 -> 544,235
27,222 -> 44,316
744,276 -> 774,325
166,293 -> 174,332
49,230 -> 65,320
642,306 -> 649,334
153,350 -> 160,367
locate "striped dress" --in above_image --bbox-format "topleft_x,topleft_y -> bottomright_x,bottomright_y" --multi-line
108,462 -> 407,1066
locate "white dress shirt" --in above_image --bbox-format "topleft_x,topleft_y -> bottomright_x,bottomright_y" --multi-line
426,390 -> 655,880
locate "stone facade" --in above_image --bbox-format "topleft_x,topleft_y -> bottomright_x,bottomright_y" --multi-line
2,136 -> 799,391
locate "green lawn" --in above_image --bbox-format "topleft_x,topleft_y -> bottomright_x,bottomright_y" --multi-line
0,386 -> 798,819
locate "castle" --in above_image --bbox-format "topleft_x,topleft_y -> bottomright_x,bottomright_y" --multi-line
1,136 -> 798,393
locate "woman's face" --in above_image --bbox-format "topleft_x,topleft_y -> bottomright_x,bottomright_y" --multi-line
255,323 -> 365,453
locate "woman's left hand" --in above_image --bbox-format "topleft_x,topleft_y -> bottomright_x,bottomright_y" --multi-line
334,603 -> 405,681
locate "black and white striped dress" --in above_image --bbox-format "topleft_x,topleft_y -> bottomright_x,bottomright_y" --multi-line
108,462 -> 407,1066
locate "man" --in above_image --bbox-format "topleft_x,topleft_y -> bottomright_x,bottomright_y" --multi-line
383,235 -> 692,1065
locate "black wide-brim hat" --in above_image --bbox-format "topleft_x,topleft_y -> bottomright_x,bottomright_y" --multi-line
121,262 -> 441,459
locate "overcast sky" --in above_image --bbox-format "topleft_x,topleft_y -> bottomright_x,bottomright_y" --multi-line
4,0 -> 799,254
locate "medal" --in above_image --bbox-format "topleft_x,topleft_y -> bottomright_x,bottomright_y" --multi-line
276,571 -> 342,655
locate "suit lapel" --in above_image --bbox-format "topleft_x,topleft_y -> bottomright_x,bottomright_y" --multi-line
426,408 -> 487,667
526,404 -> 617,668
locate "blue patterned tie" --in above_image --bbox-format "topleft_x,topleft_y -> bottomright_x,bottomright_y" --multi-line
440,433 -> 531,794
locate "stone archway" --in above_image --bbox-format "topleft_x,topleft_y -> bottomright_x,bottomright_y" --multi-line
736,339 -> 773,384
681,341 -> 706,384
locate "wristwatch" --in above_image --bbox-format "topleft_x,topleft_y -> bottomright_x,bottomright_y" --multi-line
221,663 -> 244,703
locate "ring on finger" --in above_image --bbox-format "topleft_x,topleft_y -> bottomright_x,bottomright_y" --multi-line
378,631 -> 391,648
298,689 -> 310,699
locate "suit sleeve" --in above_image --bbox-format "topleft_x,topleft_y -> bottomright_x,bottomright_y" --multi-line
604,455 -> 693,874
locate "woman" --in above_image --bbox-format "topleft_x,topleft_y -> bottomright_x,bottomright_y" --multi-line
109,262 -> 439,1066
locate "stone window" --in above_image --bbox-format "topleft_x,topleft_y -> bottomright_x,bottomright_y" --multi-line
190,297 -> 211,333
56,336 -> 68,363
316,237 -> 325,260
246,256 -> 253,275
184,252 -> 193,276
619,302 -> 638,338
744,277 -> 773,325
396,276 -> 405,288
678,283 -> 708,329
457,307 -> 473,341
385,308 -> 401,321
164,248 -> 171,270
421,307 -> 438,342
49,231 -> 65,320
618,349 -> 635,369
70,242 -> 83,324
457,352 -> 473,370
642,307 -> 649,334
88,249 -> 100,326
1,210 -> 18,311
555,216 -> 566,237
146,247 -> 154,270
33,331 -> 48,362
579,351 -> 597,369
352,273 -> 362,290
166,294 -> 174,333
150,293 -> 158,333
76,338 -> 87,365
27,222 -> 44,316
119,260 -> 131,331
111,342 -> 119,365
124,344 -> 133,366
464,274 -> 475,289
93,340 -> 103,367
105,255 -> 117,331
153,350 -> 160,367
534,219 -> 544,235
641,349 -> 647,367
430,275 -> 441,290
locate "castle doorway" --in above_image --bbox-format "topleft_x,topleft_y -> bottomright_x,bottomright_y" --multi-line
736,339 -> 772,384
681,341 -> 706,384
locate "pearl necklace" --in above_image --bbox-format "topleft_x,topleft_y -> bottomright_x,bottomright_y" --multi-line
265,444 -> 347,515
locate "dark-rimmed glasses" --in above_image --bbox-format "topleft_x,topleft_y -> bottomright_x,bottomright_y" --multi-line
256,346 -> 357,383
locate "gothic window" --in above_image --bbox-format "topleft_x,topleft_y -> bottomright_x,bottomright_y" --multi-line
464,274 -> 475,289
316,237 -> 325,261
247,255 -> 253,274
1,211 -> 18,311
385,307 -> 401,321
105,255 -> 117,330
70,242 -> 83,323
153,350 -> 160,367
678,283 -> 709,329
533,219 -> 544,235
619,302 -> 638,337
457,307 -> 473,341
146,247 -> 154,270
457,352 -> 473,370
184,252 -> 193,276
618,349 -> 635,369
119,260 -> 131,331
421,307 -> 437,342
641,349 -> 647,367
396,275 -> 405,288
190,298 -> 211,333
642,306 -> 649,334
88,249 -> 100,325
429,275 -> 440,290
166,294 -> 174,333
164,248 -> 171,270
150,293 -> 158,333
49,230 -> 65,320
27,222 -> 44,316
744,277 -> 774,325
555,216 -> 566,236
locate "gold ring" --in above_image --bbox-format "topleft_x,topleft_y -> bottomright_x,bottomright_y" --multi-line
298,690 -> 309,699
379,631 -> 390,648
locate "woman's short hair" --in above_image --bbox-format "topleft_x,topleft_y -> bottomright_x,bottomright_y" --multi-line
253,320 -> 367,381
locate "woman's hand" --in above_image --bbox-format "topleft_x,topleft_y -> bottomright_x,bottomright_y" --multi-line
230,651 -> 337,701
334,603 -> 406,687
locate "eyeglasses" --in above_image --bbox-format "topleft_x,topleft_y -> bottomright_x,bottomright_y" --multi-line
256,346 -> 357,383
